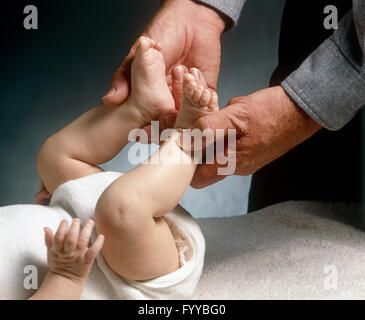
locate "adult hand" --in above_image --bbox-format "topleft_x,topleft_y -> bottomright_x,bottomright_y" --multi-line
102,0 -> 226,107
35,180 -> 51,205
190,86 -> 322,188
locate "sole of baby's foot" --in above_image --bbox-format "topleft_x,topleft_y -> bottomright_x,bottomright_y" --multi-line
127,36 -> 174,125
174,73 -> 219,129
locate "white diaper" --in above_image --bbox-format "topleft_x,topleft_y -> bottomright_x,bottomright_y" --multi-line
50,171 -> 206,300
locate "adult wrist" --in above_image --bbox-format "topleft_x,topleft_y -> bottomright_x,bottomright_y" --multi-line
278,86 -> 322,138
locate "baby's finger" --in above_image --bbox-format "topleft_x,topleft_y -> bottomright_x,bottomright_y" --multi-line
53,220 -> 69,252
77,219 -> 95,250
64,219 -> 81,254
44,227 -> 53,250
84,235 -> 104,265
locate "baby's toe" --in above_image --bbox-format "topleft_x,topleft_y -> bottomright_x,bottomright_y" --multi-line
137,36 -> 151,53
200,89 -> 211,107
192,85 -> 204,103
183,73 -> 197,96
149,39 -> 161,51
190,67 -> 207,87
208,91 -> 219,111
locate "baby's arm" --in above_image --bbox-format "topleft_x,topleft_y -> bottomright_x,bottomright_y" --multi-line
29,219 -> 104,300
37,100 -> 145,194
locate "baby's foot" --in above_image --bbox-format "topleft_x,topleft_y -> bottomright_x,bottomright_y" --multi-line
127,36 -> 174,125
174,72 -> 219,129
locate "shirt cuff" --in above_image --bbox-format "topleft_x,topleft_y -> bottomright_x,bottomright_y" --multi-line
282,38 -> 365,131
195,0 -> 245,31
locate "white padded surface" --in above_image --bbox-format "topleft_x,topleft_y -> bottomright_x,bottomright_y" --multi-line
193,201 -> 365,299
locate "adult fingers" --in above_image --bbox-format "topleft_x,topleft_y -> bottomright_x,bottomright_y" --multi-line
102,41 -> 139,107
192,108 -> 234,136
35,180 -> 51,205
190,163 -> 226,189
34,190 -> 51,205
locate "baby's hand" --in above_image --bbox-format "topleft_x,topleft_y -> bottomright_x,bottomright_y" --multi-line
44,219 -> 104,283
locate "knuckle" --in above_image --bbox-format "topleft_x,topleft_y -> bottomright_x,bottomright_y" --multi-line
54,234 -> 64,242
227,96 -> 243,105
65,238 -> 75,247
241,157 -> 256,175
85,251 -> 96,264
224,106 -> 249,135
78,236 -> 88,246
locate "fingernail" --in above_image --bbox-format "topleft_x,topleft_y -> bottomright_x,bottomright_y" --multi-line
173,66 -> 183,82
103,86 -> 117,99
191,68 -> 200,81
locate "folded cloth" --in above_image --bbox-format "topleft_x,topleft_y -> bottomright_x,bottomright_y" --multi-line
0,171 -> 205,300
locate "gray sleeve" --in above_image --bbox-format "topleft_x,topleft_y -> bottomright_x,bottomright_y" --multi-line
195,0 -> 246,30
282,1 -> 365,131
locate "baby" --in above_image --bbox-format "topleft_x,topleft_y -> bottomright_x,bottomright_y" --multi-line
30,36 -> 219,299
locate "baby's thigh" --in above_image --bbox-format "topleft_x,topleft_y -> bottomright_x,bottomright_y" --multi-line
94,192 -> 179,281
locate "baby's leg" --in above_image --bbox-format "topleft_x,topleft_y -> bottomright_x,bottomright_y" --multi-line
37,103 -> 142,193
38,37 -> 174,193
95,72 -> 219,280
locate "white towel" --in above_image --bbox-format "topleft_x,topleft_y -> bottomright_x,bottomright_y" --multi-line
0,171 -> 205,300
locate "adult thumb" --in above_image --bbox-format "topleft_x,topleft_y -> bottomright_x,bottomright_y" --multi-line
103,42 -> 138,107
191,163 -> 226,189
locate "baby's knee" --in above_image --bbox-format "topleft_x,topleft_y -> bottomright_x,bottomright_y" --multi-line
37,135 -> 68,193
94,187 -> 149,235
37,136 -> 57,174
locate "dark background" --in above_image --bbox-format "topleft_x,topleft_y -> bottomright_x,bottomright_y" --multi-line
0,0 -> 286,217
